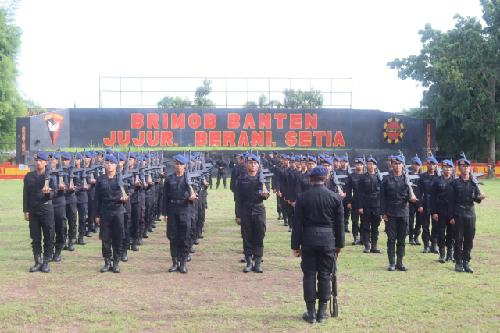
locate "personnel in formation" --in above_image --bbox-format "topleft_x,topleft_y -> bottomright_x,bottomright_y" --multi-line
292,165 -> 345,324
381,154 -> 416,271
235,153 -> 270,273
95,154 -> 127,273
162,154 -> 196,274
23,152 -> 55,273
449,156 -> 485,273
215,156 -> 228,189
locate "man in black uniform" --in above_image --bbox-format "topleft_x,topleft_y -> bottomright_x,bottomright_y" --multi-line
344,157 -> 364,245
292,166 -> 344,324
95,154 -> 126,273
236,154 -> 270,273
419,155 -> 439,253
74,153 -> 88,246
49,152 -> 66,262
337,155 -> 351,233
230,154 -> 245,224
357,156 -> 382,254
215,156 -> 228,189
85,151 -> 97,237
163,154 -> 197,274
23,152 -> 55,273
408,156 -> 423,246
431,159 -> 455,263
127,153 -> 143,252
61,152 -> 77,252
381,155 -> 416,271
449,157 -> 485,273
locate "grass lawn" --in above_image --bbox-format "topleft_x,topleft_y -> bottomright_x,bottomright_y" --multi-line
0,178 -> 499,332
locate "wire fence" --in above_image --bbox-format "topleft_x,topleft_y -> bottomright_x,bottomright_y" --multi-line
98,76 -> 353,109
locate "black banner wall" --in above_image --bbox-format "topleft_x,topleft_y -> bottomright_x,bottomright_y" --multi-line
17,108 -> 435,162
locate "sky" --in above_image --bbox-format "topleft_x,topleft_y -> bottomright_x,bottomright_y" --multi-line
14,0 -> 484,112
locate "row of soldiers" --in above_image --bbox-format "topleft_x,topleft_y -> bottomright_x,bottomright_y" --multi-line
23,150 -> 211,274
253,151 -> 484,273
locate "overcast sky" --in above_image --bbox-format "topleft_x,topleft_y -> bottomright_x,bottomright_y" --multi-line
14,0 -> 484,112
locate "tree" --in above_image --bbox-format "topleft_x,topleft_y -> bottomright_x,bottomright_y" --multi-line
0,6 -> 24,148
283,89 -> 323,109
157,96 -> 192,109
388,1 -> 499,168
194,79 -> 215,107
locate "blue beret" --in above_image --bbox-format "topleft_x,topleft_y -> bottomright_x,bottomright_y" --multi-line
246,153 -> 260,163
35,151 -> 49,161
129,152 -> 137,159
427,156 -> 438,164
442,159 -> 453,167
117,153 -> 126,162
105,154 -> 118,164
393,155 -> 405,163
411,156 -> 422,166
144,153 -> 151,159
310,166 -> 328,177
366,156 -> 377,164
354,157 -> 365,164
49,152 -> 60,159
61,152 -> 72,161
84,151 -> 93,158
340,155 -> 349,162
173,154 -> 188,165
322,157 -> 333,165
75,153 -> 83,159
306,155 -> 317,162
458,158 -> 470,166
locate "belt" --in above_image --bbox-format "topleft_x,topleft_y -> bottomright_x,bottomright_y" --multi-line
169,199 -> 185,204
304,226 -> 333,232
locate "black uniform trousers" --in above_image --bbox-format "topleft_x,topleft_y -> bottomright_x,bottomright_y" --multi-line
144,194 -> 154,234
77,203 -> 88,237
166,209 -> 191,260
276,194 -> 282,216
66,202 -> 77,241
138,192 -> 146,239
196,197 -> 206,238
87,189 -> 97,232
130,201 -> 141,242
409,203 -> 422,240
361,209 -> 380,244
386,215 -> 408,258
453,212 -> 475,262
123,200 -> 132,252
351,205 -> 360,238
421,210 -> 432,246
100,211 -> 124,261
216,171 -> 226,189
301,246 -> 335,303
53,204 -> 67,251
240,206 -> 266,258
29,205 -> 55,260
279,196 -> 288,224
234,193 -> 240,219
437,210 -> 453,250
343,201 -> 350,231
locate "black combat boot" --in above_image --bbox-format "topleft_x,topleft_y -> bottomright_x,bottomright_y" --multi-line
193,238 -> 200,245
430,241 -> 439,254
352,235 -> 358,246
178,258 -> 188,274
253,257 -> 263,273
138,238 -> 144,245
277,213 -> 282,220
463,261 -> 473,273
40,258 -> 50,273
68,239 -> 76,251
121,249 -> 128,262
446,247 -> 454,262
370,239 -> 381,253
77,235 -> 86,245
168,258 -> 178,272
243,256 -> 253,273
187,254 -> 192,262
189,246 -> 196,254
395,255 -> 407,271
112,260 -> 120,273
387,251 -> 396,271
422,241 -> 430,253
363,240 -> 371,254
438,248 -> 446,263
100,258 -> 112,273
85,230 -> 93,237
131,239 -> 139,251
455,260 -> 464,273
142,231 -> 149,239
29,254 -> 43,272
316,301 -> 329,323
409,236 -> 415,245
413,235 -> 421,245
52,248 -> 62,262
302,302 -> 316,324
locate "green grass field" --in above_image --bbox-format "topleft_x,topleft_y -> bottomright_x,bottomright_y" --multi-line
0,179 -> 499,332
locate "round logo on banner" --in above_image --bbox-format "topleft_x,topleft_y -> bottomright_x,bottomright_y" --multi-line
383,117 -> 405,144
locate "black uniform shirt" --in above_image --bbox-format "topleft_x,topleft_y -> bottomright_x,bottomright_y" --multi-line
357,173 -> 381,211
292,184 -> 345,250
95,174 -> 125,217
162,173 -> 190,215
449,177 -> 482,218
23,170 -> 54,213
381,174 -> 411,217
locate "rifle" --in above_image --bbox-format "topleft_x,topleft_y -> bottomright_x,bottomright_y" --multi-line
330,256 -> 339,317
185,151 -> 196,198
